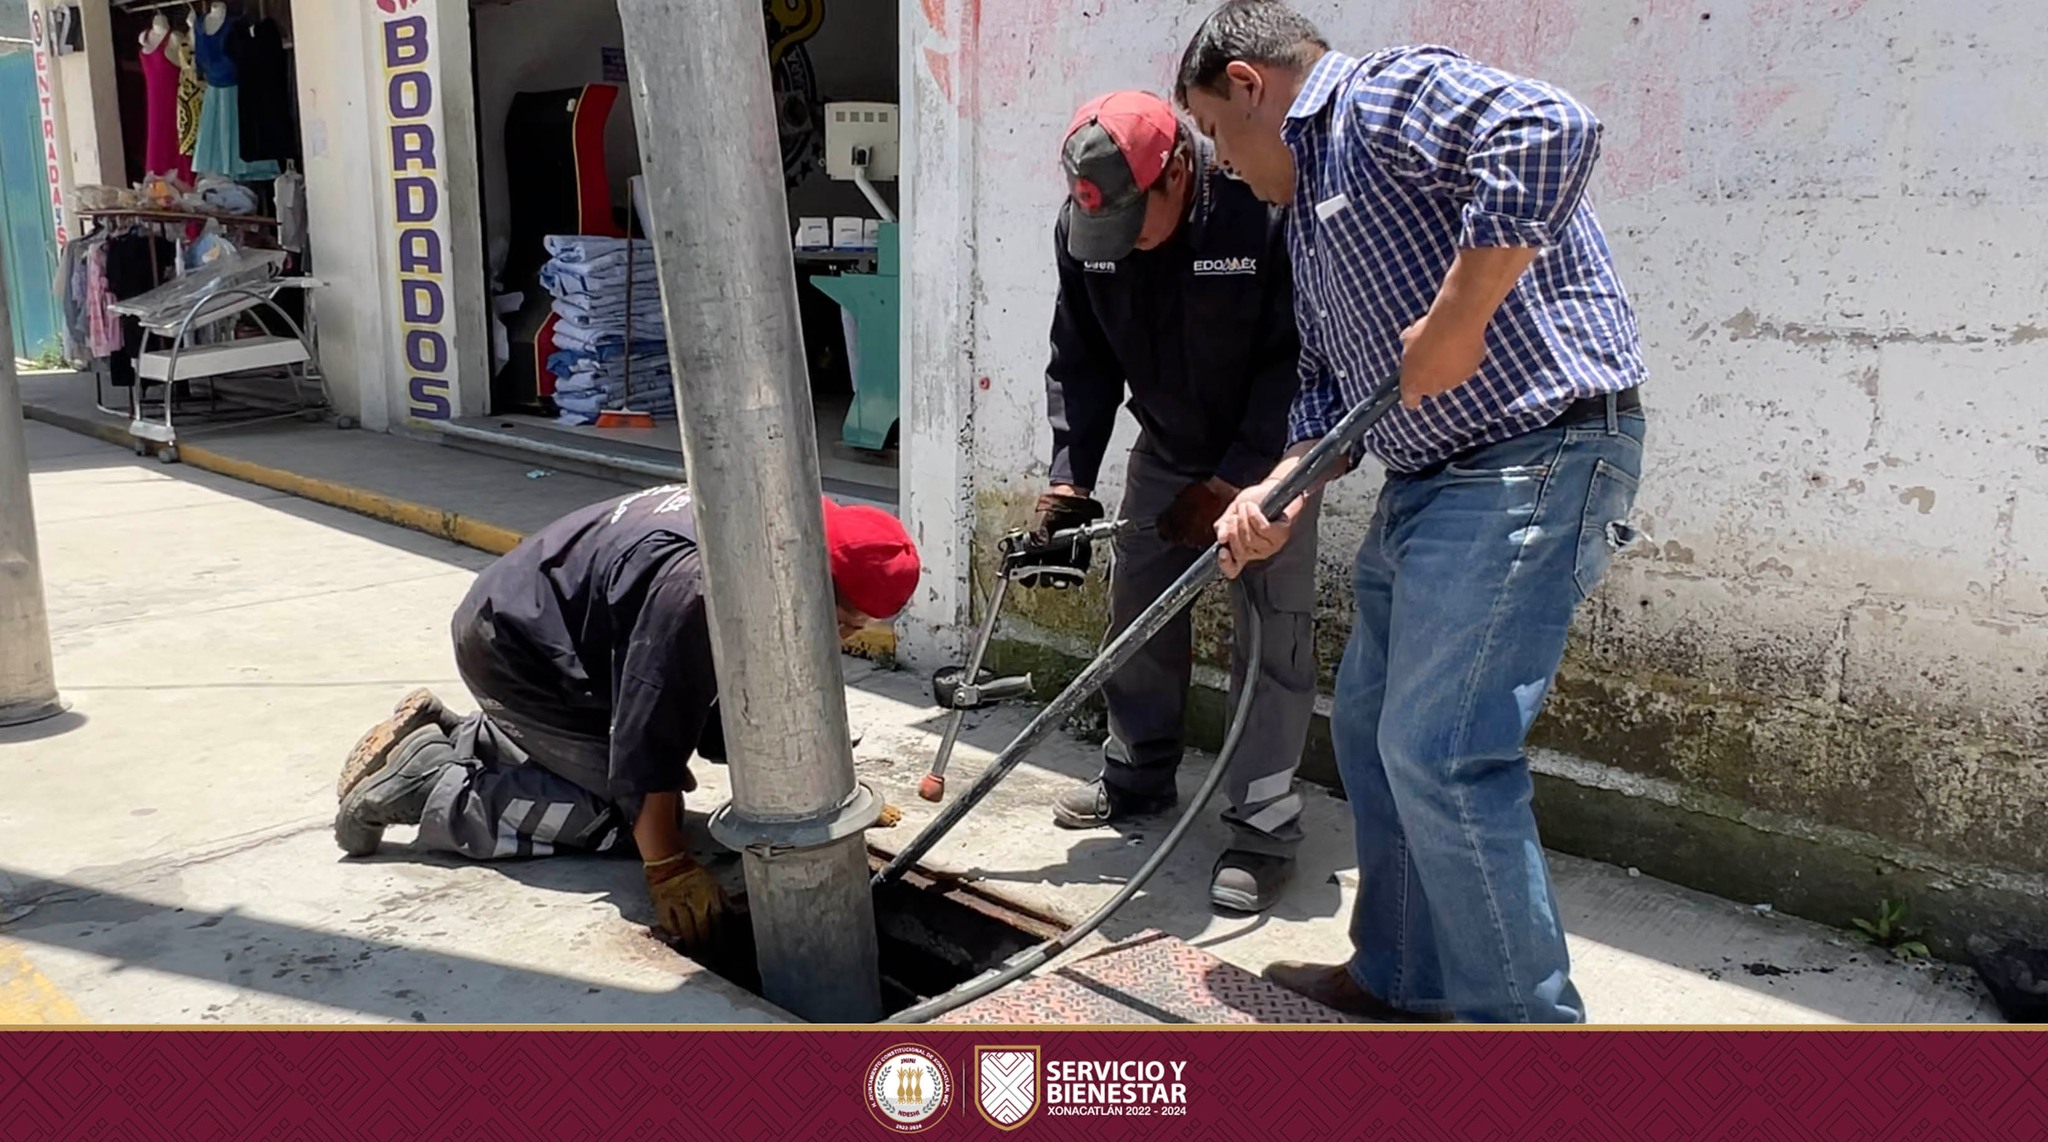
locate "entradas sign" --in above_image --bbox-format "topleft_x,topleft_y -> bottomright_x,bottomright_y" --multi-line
375,0 -> 455,421
28,2 -> 72,247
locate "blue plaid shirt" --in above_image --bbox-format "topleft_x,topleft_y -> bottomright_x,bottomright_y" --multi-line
1284,48 -> 1646,473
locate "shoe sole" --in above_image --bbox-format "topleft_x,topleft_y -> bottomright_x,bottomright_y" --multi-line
1209,886 -> 1275,914
1052,801 -> 1181,830
1051,807 -> 1110,830
335,723 -> 447,859
337,689 -> 442,800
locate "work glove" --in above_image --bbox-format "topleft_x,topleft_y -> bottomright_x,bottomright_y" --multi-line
1001,493 -> 1104,589
1157,479 -> 1236,550
644,852 -> 729,952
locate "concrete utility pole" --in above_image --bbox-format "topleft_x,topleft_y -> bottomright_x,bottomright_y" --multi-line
0,266 -> 64,728
617,0 -> 884,1021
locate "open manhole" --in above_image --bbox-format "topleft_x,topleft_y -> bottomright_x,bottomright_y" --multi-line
687,849 -> 1065,1017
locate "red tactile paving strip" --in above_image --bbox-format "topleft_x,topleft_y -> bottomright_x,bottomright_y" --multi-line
935,930 -> 1352,1025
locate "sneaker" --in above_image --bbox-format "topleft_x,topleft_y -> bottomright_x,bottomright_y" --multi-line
1261,960 -> 1454,1023
1209,850 -> 1294,914
335,725 -> 457,858
1051,777 -> 1178,829
337,688 -> 454,800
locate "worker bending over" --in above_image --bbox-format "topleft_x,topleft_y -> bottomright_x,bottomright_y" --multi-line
1181,2 -> 1646,1022
1010,90 -> 1313,913
333,487 -> 920,951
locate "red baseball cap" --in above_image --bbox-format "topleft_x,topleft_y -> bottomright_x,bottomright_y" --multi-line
821,497 -> 920,620
1061,91 -> 1179,262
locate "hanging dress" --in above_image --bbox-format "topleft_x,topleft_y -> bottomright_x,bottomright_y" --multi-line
139,34 -> 193,182
176,34 -> 204,161
229,18 -> 297,164
191,14 -> 280,180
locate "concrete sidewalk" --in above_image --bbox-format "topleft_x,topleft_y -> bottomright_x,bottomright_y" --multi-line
1,414 -> 2000,1023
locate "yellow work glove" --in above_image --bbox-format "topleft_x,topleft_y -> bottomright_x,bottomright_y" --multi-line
644,852 -> 729,951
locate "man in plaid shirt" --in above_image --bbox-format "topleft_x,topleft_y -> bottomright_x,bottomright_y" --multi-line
1177,1 -> 1647,1023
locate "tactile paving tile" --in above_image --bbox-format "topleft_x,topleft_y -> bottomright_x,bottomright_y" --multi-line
935,930 -> 1351,1025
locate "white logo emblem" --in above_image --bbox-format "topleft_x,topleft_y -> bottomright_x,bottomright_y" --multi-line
1192,256 -> 1258,275
1082,260 -> 1118,273
864,1044 -> 953,1133
975,1046 -> 1041,1131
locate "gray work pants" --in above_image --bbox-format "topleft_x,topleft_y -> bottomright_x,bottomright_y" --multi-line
1100,443 -> 1319,857
414,698 -> 637,860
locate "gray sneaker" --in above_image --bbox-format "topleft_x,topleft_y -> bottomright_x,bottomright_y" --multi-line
1052,778 -> 1178,829
335,725 -> 457,857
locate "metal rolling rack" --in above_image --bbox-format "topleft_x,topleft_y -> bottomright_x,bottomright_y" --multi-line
80,208 -> 326,462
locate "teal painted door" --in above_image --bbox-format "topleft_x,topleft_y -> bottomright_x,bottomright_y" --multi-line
0,44 -> 60,361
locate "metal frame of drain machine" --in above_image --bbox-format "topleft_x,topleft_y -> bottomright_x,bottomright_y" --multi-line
877,377 -> 1403,1024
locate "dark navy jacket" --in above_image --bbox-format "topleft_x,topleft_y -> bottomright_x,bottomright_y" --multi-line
1045,140 -> 1300,490
451,486 -> 718,800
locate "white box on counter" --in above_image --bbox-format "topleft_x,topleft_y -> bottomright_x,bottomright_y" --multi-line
794,217 -> 830,249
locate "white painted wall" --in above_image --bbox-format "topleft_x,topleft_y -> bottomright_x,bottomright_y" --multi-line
294,0 -> 487,429
294,0 -> 388,428
53,0 -> 120,188
903,1 -> 2048,774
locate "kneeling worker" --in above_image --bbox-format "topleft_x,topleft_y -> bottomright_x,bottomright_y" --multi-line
333,486 -> 920,951
1018,90 -> 1314,912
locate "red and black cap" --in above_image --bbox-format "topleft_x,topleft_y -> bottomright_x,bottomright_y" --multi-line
1061,91 -> 1179,262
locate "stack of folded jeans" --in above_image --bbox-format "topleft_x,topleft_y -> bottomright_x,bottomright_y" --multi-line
540,235 -> 675,425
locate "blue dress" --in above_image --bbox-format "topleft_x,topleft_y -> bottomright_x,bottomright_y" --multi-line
191,15 -> 279,181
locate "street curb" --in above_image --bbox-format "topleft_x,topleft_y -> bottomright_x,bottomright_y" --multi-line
22,402 -> 524,555
21,402 -> 899,658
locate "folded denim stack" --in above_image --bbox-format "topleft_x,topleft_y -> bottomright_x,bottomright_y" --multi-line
540,235 -> 675,425
545,350 -> 676,422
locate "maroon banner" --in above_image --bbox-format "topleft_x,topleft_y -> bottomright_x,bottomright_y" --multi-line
2,1029 -> 2044,1138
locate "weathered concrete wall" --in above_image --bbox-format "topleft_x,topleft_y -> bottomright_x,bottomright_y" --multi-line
902,0 -> 2048,938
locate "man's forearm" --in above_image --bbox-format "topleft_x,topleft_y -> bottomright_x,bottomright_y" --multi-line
1429,246 -> 1538,335
1257,440 -> 1343,508
633,792 -> 686,862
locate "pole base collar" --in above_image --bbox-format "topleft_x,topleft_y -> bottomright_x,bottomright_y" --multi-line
0,694 -> 68,729
707,780 -> 886,857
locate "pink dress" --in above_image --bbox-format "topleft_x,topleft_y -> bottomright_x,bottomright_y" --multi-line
140,36 -> 193,182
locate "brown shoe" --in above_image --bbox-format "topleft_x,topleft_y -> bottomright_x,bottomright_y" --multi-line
1262,960 -> 1454,1023
337,688 -> 452,799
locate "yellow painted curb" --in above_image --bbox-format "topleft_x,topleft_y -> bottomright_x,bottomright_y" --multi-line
175,443 -> 526,556
22,403 -> 897,655
0,941 -> 84,1025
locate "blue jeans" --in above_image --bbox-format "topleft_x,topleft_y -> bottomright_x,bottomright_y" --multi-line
1332,406 -> 1645,1023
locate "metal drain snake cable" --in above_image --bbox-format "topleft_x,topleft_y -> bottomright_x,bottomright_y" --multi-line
887,588 -> 1262,1025
872,380 -> 1401,895
877,380 -> 1402,1024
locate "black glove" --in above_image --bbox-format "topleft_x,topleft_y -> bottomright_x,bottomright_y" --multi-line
1001,493 -> 1104,589
1156,480 -> 1235,549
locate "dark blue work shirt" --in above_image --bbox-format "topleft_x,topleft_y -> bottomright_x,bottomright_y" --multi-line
1045,140 -> 1301,490
451,486 -> 718,800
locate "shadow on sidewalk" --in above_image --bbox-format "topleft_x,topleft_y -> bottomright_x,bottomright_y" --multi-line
0,849 -> 767,1025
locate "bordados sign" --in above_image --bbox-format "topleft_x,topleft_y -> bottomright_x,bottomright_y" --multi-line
375,0 -> 455,421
